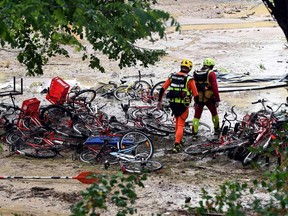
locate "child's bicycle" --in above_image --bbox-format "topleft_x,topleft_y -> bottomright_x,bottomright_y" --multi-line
79,130 -> 154,165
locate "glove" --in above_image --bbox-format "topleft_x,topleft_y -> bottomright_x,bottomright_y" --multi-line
215,101 -> 220,108
157,101 -> 162,110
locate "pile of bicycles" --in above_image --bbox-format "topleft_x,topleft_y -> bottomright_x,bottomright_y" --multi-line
0,76 -> 164,174
184,97 -> 288,167
2,76 -> 286,172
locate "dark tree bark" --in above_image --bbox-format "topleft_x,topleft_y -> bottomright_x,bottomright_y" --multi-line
262,0 -> 288,43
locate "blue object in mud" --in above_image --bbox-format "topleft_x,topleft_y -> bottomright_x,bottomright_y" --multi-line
84,136 -> 134,146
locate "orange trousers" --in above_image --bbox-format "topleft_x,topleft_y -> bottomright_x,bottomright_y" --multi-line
174,108 -> 189,144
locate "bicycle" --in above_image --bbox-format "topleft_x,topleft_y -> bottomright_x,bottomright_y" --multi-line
104,149 -> 163,174
184,106 -> 248,156
113,99 -> 171,136
79,130 -> 154,165
95,70 -> 152,101
45,76 -> 97,110
3,97 -> 83,158
241,98 -> 288,166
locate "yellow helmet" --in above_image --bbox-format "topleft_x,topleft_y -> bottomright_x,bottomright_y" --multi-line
180,59 -> 193,70
203,58 -> 216,67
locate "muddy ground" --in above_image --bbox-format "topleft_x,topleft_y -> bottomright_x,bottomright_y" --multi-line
0,0 -> 287,215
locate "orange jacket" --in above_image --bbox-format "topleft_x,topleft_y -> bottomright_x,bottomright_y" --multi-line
159,72 -> 198,101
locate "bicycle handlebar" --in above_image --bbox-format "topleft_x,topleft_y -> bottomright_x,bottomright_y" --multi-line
223,105 -> 238,122
251,98 -> 287,114
251,99 -> 267,104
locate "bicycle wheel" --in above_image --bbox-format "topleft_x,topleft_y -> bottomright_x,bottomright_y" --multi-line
120,160 -> 163,173
150,81 -> 170,106
79,149 -> 101,164
242,135 -> 272,166
150,81 -> 164,100
68,89 -> 96,109
73,121 -> 101,137
132,80 -> 152,100
114,85 -> 136,101
117,130 -> 154,160
16,148 -> 57,158
39,105 -> 78,137
5,130 -> 26,151
184,143 -> 216,155
80,145 -> 119,164
95,83 -> 116,98
131,107 -> 163,120
142,117 -> 175,134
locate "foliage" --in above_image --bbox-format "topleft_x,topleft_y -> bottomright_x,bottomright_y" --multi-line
191,164 -> 288,215
0,143 -> 2,152
71,172 -> 147,216
0,0 -> 180,76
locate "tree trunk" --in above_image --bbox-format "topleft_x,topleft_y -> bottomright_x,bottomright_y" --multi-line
262,0 -> 288,43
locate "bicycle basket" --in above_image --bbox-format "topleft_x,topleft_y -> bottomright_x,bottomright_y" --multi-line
46,76 -> 70,105
21,98 -> 41,118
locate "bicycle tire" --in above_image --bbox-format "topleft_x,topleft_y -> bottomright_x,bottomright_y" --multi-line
80,144 -> 119,164
73,121 -> 101,137
114,85 -> 136,101
16,148 -> 57,158
184,143 -> 217,155
150,81 -> 165,100
139,121 -> 170,136
142,117 -> 175,134
132,80 -> 152,100
117,130 -> 154,160
39,105 -> 79,138
5,130 -> 26,151
120,160 -> 163,173
150,81 -> 170,106
131,107 -> 163,120
68,89 -> 96,109
79,149 -> 101,163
